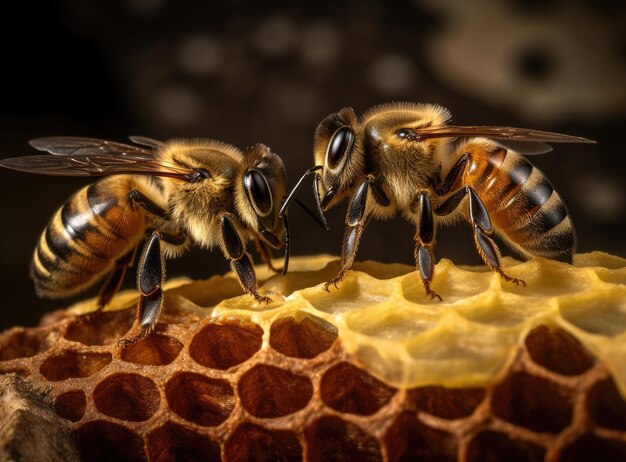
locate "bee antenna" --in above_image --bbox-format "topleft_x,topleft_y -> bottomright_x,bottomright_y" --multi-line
279,165 -> 328,229
281,214 -> 290,276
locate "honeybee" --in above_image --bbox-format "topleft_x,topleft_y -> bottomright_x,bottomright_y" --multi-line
0,136 -> 290,344
282,102 -> 594,300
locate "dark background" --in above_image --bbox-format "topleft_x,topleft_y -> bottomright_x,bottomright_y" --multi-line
1,0 -> 624,328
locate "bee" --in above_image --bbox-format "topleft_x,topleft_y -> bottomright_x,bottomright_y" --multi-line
281,102 -> 595,300
0,136 -> 292,344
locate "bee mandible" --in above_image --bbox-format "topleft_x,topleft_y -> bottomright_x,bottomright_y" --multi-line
281,102 -> 595,300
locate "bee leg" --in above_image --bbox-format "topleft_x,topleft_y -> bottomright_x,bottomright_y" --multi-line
221,214 -> 271,304
128,189 -> 169,219
414,192 -> 443,302
96,246 -> 138,310
324,177 -> 371,291
437,186 -> 525,287
254,238 -> 281,273
118,231 -> 165,348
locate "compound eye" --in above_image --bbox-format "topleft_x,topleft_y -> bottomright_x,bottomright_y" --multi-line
244,169 -> 273,216
326,126 -> 354,169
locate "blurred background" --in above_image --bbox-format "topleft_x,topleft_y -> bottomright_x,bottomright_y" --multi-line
0,0 -> 624,328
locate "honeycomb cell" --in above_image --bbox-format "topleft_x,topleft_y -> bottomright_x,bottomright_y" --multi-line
39,350 -> 112,381
74,420 -> 147,462
54,390 -> 86,422
269,314 -> 337,359
64,309 -> 135,346
321,362 -> 396,415
560,296 -> 626,337
384,411 -> 457,462
147,422 -> 220,462
93,373 -> 160,421
466,431 -> 545,462
525,325 -> 595,376
560,433 -> 626,462
120,334 -> 183,366
225,423 -> 302,462
306,416 -> 382,462
239,364 -> 312,418
491,371 -> 573,433
166,372 -> 234,426
189,321 -> 263,369
407,386 -> 485,419
587,378 -> 626,430
0,328 -> 52,360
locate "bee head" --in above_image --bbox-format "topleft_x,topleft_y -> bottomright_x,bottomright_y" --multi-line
238,143 -> 286,249
313,107 -> 364,211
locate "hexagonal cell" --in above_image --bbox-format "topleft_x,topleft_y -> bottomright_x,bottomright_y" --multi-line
189,321 -> 263,370
384,411 -> 457,462
491,371 -> 573,433
269,314 -> 337,359
120,334 -> 183,366
0,327 -> 54,360
560,433 -> 626,462
225,423 -> 302,462
407,386 -> 485,419
54,390 -> 86,422
74,420 -> 147,462
165,372 -> 234,426
454,293 -> 550,327
305,416 -> 382,462
39,350 -> 112,381
303,273 -> 391,314
524,325 -> 595,376
559,295 -> 626,337
466,431 -> 545,462
587,378 -> 626,430
239,364 -> 313,418
321,362 -> 396,416
64,309 -> 135,346
501,261 -> 592,297
402,264 -> 490,304
147,422 -> 220,462
345,306 -> 438,339
93,373 -> 160,422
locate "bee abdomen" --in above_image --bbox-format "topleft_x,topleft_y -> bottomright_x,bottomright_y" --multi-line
470,149 -> 575,263
31,180 -> 146,298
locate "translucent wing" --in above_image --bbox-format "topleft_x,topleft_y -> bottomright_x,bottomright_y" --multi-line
1,137 -> 193,179
414,125 -> 595,149
29,136 -> 156,158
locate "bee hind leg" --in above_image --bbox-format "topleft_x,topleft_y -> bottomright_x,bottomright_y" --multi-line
118,231 -> 168,348
324,178 -> 372,291
437,186 -> 525,287
221,214 -> 270,304
414,192 -> 443,302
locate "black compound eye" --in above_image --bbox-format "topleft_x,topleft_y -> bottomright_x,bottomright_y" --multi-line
326,126 -> 354,169
244,169 -> 273,216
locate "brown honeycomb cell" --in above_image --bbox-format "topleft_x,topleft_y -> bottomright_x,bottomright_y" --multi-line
0,253 -> 625,461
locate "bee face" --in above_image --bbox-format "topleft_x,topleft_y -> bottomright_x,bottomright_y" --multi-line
240,144 -> 286,249
313,107 -> 364,210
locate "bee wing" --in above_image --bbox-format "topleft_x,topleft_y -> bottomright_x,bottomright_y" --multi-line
0,153 -> 194,179
415,125 -> 595,149
29,136 -> 156,158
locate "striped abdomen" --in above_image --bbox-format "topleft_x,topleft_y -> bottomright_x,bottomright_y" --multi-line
31,177 -> 148,298
464,143 -> 575,262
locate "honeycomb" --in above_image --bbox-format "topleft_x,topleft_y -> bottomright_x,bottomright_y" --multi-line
1,253 -> 625,461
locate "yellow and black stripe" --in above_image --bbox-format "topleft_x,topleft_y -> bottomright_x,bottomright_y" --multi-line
31,178 -> 147,297
467,146 -> 575,263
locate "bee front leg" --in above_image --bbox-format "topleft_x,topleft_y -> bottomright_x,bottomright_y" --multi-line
325,177 -> 372,291
221,214 -> 270,304
436,186 -> 525,287
254,238 -> 282,274
414,192 -> 443,301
